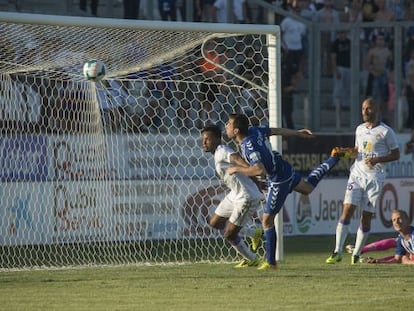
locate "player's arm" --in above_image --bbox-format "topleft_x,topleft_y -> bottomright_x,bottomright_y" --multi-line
229,152 -> 249,168
269,128 -> 315,138
365,148 -> 400,167
227,161 -> 266,178
229,153 -> 266,189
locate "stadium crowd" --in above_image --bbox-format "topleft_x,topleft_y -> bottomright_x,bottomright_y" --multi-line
2,0 -> 414,135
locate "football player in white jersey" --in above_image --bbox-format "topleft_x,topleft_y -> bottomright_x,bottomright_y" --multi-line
326,97 -> 400,265
201,124 -> 263,268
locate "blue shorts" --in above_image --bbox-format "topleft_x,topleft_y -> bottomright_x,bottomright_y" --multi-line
264,171 -> 301,215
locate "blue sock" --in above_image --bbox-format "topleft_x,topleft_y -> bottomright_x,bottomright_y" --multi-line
306,157 -> 339,188
264,227 -> 277,265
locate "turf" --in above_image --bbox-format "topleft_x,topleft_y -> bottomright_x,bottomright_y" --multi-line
1,235 -> 413,311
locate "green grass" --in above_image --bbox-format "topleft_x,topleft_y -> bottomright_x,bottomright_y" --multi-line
1,235 -> 413,311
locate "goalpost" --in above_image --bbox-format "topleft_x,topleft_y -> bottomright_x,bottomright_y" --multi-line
0,12 -> 282,269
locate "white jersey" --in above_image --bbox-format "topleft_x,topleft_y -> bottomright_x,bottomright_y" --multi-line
214,0 -> 245,23
214,145 -> 262,202
280,17 -> 306,51
350,122 -> 399,180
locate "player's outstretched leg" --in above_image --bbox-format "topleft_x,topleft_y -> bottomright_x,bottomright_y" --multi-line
346,238 -> 396,255
306,157 -> 339,188
231,235 -> 262,268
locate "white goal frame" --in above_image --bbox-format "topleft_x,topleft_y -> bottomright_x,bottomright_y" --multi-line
0,11 -> 283,267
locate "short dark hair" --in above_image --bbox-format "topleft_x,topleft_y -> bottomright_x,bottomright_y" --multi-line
201,123 -> 222,140
229,113 -> 249,136
363,97 -> 378,108
392,209 -> 409,219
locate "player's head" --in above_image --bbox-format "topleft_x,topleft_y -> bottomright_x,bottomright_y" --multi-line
361,97 -> 378,123
226,113 -> 249,140
201,124 -> 222,153
391,209 -> 410,232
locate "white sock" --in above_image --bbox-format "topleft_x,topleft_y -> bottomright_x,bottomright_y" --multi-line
334,222 -> 349,254
232,238 -> 256,261
353,227 -> 369,256
239,226 -> 257,238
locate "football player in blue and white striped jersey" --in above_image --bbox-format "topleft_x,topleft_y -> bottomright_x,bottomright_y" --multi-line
225,113 -> 341,270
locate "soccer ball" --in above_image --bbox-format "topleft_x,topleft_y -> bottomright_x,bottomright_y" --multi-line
83,59 -> 106,82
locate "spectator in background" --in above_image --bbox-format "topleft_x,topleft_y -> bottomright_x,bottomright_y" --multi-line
346,0 -> 365,42
298,0 -> 314,75
404,49 -> 414,147
281,62 -> 300,129
140,96 -> 162,133
197,40 -> 226,124
330,30 -> 351,109
178,0 -> 203,22
347,0 -> 363,24
361,0 -> 378,42
365,32 -> 392,124
373,0 -> 395,42
387,0 -> 404,21
388,63 -> 396,121
123,0 -> 140,19
298,0 -> 316,21
404,26 -> 414,67
280,2 -> 306,81
213,0 -> 248,23
314,0 -> 324,10
314,0 -> 340,77
79,0 -> 98,16
403,0 -> 414,21
404,131 -> 414,154
375,0 -> 395,21
251,0 -> 274,24
202,0 -> 215,22
158,0 -> 177,21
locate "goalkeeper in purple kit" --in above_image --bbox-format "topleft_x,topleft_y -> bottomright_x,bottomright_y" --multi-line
225,113 -> 350,270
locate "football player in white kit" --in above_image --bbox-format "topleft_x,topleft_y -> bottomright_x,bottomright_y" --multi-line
326,97 -> 400,264
201,124 -> 263,268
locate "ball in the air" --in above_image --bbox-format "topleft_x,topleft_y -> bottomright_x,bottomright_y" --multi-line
83,59 -> 106,82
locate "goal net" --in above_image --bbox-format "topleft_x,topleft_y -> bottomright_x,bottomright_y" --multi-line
0,12 -> 281,269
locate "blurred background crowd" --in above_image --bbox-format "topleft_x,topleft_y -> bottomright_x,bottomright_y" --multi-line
1,0 -> 414,136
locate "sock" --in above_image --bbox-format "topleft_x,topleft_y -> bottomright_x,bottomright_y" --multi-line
334,220 -> 350,254
362,238 -> 396,254
239,226 -> 256,238
230,235 -> 256,261
306,157 -> 339,188
353,226 -> 370,256
264,226 -> 277,265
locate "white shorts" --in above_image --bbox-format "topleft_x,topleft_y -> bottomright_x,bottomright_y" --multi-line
343,174 -> 384,213
215,195 -> 261,227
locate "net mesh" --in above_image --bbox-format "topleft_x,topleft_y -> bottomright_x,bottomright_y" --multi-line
0,14 -> 278,269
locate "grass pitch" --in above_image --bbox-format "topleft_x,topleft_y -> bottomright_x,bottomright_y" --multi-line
1,235 -> 413,311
